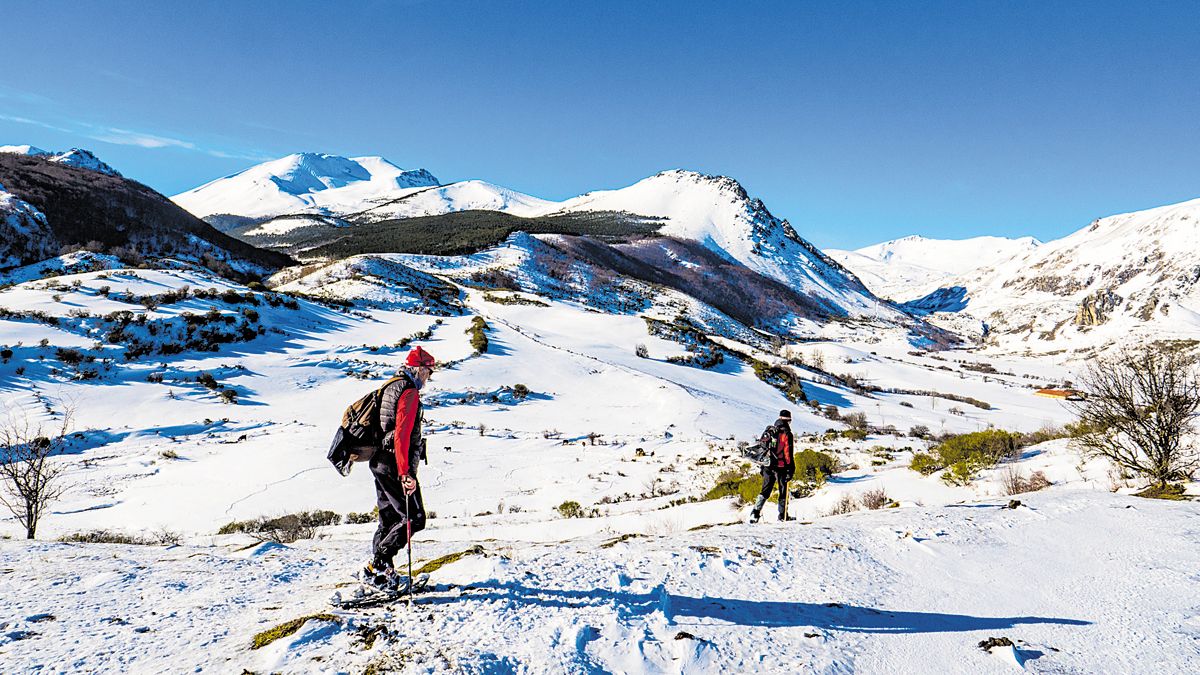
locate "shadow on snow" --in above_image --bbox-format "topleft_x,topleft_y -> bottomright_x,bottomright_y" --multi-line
421,581 -> 1091,634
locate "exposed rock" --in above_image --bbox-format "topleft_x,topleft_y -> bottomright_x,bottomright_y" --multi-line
978,636 -> 1015,651
1074,289 -> 1121,326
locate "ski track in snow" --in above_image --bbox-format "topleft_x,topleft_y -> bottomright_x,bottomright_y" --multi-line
225,466 -> 329,516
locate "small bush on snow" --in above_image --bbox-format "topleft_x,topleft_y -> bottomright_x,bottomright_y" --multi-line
1001,465 -> 1052,495
556,500 -> 598,518
218,510 -> 340,542
825,494 -> 859,516
344,508 -> 378,525
60,529 -> 181,545
860,487 -> 891,510
909,429 -> 1020,485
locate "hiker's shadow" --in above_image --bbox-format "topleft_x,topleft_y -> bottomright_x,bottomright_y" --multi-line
424,581 -> 1090,634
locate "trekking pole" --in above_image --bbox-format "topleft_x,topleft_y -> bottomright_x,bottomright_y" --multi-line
405,486 -> 414,607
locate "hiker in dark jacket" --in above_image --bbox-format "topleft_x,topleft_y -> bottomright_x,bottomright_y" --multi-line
750,409 -> 795,523
364,346 -> 435,588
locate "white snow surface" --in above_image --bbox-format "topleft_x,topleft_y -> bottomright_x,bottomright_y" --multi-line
171,153 -> 440,219
0,260 -> 1194,673
829,235 -> 1041,301
1,492 -> 1194,673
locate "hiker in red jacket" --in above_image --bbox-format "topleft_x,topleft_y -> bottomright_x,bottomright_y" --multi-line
363,346 -> 435,588
750,409 -> 796,523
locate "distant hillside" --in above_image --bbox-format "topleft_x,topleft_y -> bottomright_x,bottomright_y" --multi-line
907,195 -> 1200,354
828,235 -> 1041,302
0,153 -> 293,277
241,209 -> 665,258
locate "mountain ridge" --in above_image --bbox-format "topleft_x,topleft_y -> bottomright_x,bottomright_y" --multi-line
173,155 -> 904,324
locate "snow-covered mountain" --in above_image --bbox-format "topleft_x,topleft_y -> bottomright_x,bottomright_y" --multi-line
176,157 -> 906,322
0,151 -> 290,273
908,196 -> 1200,354
543,170 -> 903,320
0,144 -> 121,176
828,235 -> 1040,301
171,152 -> 440,219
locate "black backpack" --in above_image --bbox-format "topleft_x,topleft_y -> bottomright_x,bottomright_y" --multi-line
742,425 -> 778,467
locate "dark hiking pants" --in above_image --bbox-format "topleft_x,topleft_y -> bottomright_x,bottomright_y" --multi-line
370,452 -> 426,565
753,466 -> 790,519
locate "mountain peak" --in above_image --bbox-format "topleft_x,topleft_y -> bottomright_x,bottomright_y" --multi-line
0,144 -> 50,156
50,148 -> 121,176
172,152 -> 440,219
0,145 -> 120,176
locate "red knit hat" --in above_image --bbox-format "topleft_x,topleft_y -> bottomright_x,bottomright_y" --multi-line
406,346 -> 436,368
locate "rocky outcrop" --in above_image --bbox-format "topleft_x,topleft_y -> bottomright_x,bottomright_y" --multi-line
1075,289 -> 1122,326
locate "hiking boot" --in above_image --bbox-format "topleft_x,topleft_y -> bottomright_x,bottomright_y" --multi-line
362,560 -> 400,591
778,515 -> 796,522
749,510 -> 761,524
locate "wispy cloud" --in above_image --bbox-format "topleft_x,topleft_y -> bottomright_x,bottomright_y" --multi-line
89,127 -> 196,150
1,111 -> 275,162
0,85 -> 53,106
0,113 -> 74,133
206,148 -> 276,161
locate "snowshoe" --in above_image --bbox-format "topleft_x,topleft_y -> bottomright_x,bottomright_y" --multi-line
330,573 -> 431,609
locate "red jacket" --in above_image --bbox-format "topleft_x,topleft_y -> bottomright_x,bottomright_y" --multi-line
378,373 -> 422,477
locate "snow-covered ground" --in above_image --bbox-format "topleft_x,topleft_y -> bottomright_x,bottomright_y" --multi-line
0,261 -> 1196,673
2,490 -> 1195,673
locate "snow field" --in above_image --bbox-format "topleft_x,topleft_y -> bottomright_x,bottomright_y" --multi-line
1,491 -> 1195,673
1,262 -> 1197,673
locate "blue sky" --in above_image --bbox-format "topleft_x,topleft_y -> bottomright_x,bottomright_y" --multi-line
1,0 -> 1197,249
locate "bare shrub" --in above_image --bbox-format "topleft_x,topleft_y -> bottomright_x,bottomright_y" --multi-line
825,493 -> 859,516
0,407 -> 73,539
1026,470 -> 1051,492
843,412 -> 868,431
218,510 -> 340,543
860,487 -> 890,510
1001,465 -> 1053,495
635,343 -> 649,358
1000,464 -> 1025,496
1069,346 -> 1200,488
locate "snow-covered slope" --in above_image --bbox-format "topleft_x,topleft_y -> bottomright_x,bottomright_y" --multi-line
829,235 -> 1040,301
0,182 -> 58,268
0,253 -> 1193,673
171,153 -> 440,219
912,197 -> 1200,355
0,144 -> 121,176
351,180 -> 555,221
4,490 -> 1196,674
